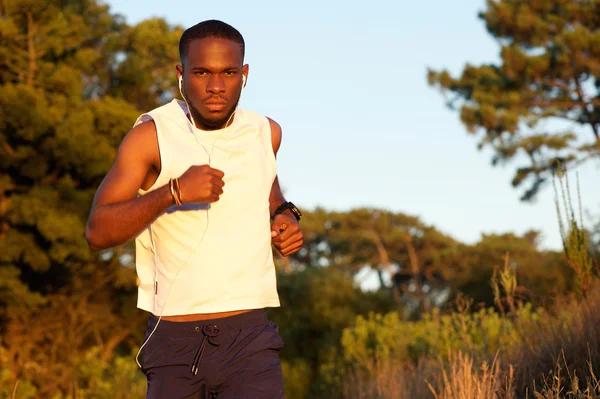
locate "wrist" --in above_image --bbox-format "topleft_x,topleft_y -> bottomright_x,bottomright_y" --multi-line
273,207 -> 294,219
168,178 -> 183,206
271,201 -> 302,221
269,198 -> 285,216
159,184 -> 175,207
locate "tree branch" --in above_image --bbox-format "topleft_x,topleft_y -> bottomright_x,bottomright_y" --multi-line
100,327 -> 132,362
526,99 -> 589,110
26,11 -> 37,87
370,230 -> 391,269
403,235 -> 421,276
2,141 -> 16,156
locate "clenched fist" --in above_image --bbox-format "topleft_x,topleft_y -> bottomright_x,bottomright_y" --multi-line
271,213 -> 303,256
177,165 -> 225,203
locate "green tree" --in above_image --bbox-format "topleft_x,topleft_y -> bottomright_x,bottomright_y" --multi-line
288,208 -> 458,316
290,208 -> 456,275
0,0 -> 181,396
0,0 -> 123,318
292,208 -> 573,312
440,231 -> 572,307
268,267 -> 396,398
108,17 -> 182,110
428,0 -> 600,201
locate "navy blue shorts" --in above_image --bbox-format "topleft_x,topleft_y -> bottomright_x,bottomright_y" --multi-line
140,310 -> 285,398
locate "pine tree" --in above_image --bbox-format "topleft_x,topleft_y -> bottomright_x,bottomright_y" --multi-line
0,1 -> 181,395
428,0 -> 600,200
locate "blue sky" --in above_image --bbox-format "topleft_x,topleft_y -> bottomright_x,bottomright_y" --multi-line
105,0 -> 600,251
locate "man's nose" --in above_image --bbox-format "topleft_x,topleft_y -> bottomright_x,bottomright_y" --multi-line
206,75 -> 225,94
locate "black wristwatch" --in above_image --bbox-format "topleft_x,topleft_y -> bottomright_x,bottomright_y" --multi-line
271,201 -> 302,221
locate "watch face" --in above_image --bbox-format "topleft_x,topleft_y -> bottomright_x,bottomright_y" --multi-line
288,202 -> 302,219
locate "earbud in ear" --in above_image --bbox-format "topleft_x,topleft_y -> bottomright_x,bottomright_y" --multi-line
242,75 -> 247,88
178,76 -> 183,91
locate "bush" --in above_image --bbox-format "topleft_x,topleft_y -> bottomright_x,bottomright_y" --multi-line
336,286 -> 600,398
0,347 -> 145,399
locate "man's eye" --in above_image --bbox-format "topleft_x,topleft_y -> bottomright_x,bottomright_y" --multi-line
194,71 -> 207,76
224,71 -> 236,76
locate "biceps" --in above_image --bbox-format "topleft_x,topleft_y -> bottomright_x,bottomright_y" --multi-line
91,121 -> 158,208
269,176 -> 283,199
92,158 -> 150,208
267,118 -> 282,156
92,130 -> 157,208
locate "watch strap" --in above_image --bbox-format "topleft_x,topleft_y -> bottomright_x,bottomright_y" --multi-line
272,201 -> 302,221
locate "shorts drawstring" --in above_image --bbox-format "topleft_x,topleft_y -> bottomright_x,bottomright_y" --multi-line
191,324 -> 220,375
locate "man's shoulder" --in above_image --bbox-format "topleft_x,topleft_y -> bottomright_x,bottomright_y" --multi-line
237,108 -> 278,130
134,99 -> 188,130
237,108 -> 266,122
144,99 -> 186,119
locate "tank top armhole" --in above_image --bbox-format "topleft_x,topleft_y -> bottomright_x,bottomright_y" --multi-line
261,116 -> 277,178
135,114 -> 171,195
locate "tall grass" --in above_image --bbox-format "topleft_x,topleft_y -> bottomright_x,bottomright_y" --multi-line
339,167 -> 599,399
553,165 -> 596,296
341,287 -> 600,398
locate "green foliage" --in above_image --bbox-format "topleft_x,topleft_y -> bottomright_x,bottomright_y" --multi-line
281,359 -> 312,399
490,253 -> 518,315
290,208 -> 572,313
0,0 -> 141,306
428,0 -> 600,201
270,266 -> 396,362
0,346 -> 145,399
340,304 -> 540,369
0,265 -> 45,313
553,166 -> 597,296
293,207 -> 457,275
336,287 -> 600,398
1,1 -> 596,398
69,348 -> 146,399
268,267 -> 396,397
0,1 -> 179,397
108,18 -> 183,110
442,231 -> 572,307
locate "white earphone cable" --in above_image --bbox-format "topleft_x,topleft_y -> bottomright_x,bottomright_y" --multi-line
135,76 -> 240,368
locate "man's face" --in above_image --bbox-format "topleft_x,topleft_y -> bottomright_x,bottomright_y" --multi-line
178,37 -> 247,130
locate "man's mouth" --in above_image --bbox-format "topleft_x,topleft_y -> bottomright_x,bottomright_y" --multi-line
204,101 -> 227,112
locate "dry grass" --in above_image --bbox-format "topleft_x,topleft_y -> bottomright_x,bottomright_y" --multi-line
429,352 -> 513,399
342,357 -> 434,399
342,351 -> 508,399
510,288 -> 600,397
341,287 -> 600,399
529,352 -> 600,399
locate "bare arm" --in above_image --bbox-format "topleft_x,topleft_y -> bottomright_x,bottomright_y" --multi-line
266,118 -> 288,216
86,121 -> 173,251
269,176 -> 286,216
86,121 -> 225,251
267,117 -> 303,256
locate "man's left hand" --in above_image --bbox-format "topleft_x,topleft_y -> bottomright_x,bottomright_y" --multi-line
271,213 -> 303,256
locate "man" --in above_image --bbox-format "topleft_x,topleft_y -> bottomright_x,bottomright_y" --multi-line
86,20 -> 303,398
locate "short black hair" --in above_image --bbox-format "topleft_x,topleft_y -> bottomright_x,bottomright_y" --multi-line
179,20 -> 245,64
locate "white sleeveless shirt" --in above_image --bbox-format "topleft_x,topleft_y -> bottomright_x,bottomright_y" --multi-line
133,99 -> 280,316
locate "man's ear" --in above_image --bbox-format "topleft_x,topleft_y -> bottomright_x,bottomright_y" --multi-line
175,65 -> 183,80
242,64 -> 249,83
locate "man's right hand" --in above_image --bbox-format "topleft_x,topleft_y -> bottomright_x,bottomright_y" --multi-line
178,165 -> 225,204
86,122 -> 226,251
